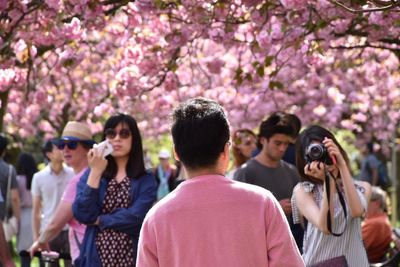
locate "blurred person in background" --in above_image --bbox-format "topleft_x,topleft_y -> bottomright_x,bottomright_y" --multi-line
154,149 -> 178,200
227,129 -> 257,179
234,112 -> 303,252
16,152 -> 38,267
282,114 -> 301,166
31,140 -> 74,267
30,122 -> 94,266
362,186 -> 396,263
0,134 -> 20,251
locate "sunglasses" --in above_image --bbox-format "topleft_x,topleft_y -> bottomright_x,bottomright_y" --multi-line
56,141 -> 79,150
105,128 -> 131,139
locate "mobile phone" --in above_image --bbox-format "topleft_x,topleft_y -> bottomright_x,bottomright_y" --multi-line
94,140 -> 113,157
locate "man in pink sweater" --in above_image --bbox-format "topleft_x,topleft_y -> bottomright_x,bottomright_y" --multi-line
137,98 -> 305,267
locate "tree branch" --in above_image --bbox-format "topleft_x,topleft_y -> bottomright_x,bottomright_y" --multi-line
329,0 -> 400,13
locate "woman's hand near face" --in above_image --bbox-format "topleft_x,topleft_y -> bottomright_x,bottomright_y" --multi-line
87,147 -> 108,177
304,161 -> 325,181
86,147 -> 108,189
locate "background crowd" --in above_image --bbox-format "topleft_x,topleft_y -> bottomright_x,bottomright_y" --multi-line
0,97 -> 398,267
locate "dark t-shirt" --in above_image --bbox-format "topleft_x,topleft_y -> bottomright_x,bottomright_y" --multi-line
233,158 -> 304,253
233,158 -> 299,201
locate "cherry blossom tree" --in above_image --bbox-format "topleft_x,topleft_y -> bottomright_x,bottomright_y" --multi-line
0,0 -> 399,150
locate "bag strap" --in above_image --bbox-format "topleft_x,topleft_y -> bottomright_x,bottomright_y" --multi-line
325,169 -> 347,237
4,165 -> 12,221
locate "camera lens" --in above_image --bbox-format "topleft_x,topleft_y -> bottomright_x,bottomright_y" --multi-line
309,145 -> 323,158
305,143 -> 326,162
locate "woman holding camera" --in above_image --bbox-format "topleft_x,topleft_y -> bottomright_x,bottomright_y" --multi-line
292,125 -> 371,267
72,114 -> 157,267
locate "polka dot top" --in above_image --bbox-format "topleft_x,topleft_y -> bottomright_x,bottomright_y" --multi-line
95,176 -> 135,267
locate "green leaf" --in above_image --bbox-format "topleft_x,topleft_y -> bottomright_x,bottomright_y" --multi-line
252,61 -> 260,68
264,56 -> 274,67
269,81 -> 283,90
270,70 -> 278,77
245,73 -> 253,82
256,66 -> 264,77
234,67 -> 243,85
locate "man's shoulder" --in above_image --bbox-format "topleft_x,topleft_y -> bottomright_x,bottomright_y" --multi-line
235,159 -> 258,173
0,160 -> 11,174
146,179 -> 274,221
232,179 -> 273,197
33,165 -> 50,178
63,165 -> 75,175
280,160 -> 297,172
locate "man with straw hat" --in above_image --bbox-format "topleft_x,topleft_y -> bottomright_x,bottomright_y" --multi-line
30,122 -> 95,266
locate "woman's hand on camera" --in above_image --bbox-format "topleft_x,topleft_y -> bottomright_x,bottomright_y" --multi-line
322,138 -> 345,168
304,161 -> 325,181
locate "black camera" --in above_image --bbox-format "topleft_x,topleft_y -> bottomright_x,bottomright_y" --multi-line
305,143 -> 333,165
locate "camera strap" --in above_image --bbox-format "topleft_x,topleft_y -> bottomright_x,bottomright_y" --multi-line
325,170 -> 347,237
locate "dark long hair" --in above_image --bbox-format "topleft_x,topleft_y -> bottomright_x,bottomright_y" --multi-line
16,152 -> 38,190
102,114 -> 146,180
295,125 -> 350,184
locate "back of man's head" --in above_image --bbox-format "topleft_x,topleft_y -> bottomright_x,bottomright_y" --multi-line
171,97 -> 230,170
0,134 -> 8,156
258,112 -> 295,140
285,113 -> 301,139
42,140 -> 54,161
370,186 -> 388,213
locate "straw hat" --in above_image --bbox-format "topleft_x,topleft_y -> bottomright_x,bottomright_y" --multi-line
59,121 -> 95,144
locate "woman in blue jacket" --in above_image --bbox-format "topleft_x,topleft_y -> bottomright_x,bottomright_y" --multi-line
72,114 -> 157,266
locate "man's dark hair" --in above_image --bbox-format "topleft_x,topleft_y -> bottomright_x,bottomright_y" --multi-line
171,97 -> 230,170
285,114 -> 302,139
16,152 -> 38,190
42,140 -> 54,161
0,134 -> 8,156
258,112 -> 295,140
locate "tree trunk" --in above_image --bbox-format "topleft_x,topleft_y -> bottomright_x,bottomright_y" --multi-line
0,90 -> 9,132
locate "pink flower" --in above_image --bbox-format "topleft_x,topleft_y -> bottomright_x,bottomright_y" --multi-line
14,39 -> 28,63
256,30 -> 271,49
280,0 -> 304,10
0,0 -> 7,11
63,17 -> 82,40
94,103 -> 111,117
164,72 -> 178,92
45,0 -> 61,10
351,112 -> 368,123
206,59 -> 225,74
30,45 -> 37,58
0,69 -> 16,90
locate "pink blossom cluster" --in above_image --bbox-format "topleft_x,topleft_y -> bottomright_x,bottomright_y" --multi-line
0,0 -> 399,153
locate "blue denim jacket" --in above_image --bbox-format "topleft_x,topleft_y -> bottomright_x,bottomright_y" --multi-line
72,169 -> 157,267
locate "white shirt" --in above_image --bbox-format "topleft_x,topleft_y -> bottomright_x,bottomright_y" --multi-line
31,164 -> 74,232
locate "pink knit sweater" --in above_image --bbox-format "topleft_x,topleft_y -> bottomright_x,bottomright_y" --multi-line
137,175 -> 304,267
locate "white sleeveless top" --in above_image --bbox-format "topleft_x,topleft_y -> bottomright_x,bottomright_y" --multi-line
291,182 -> 369,267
